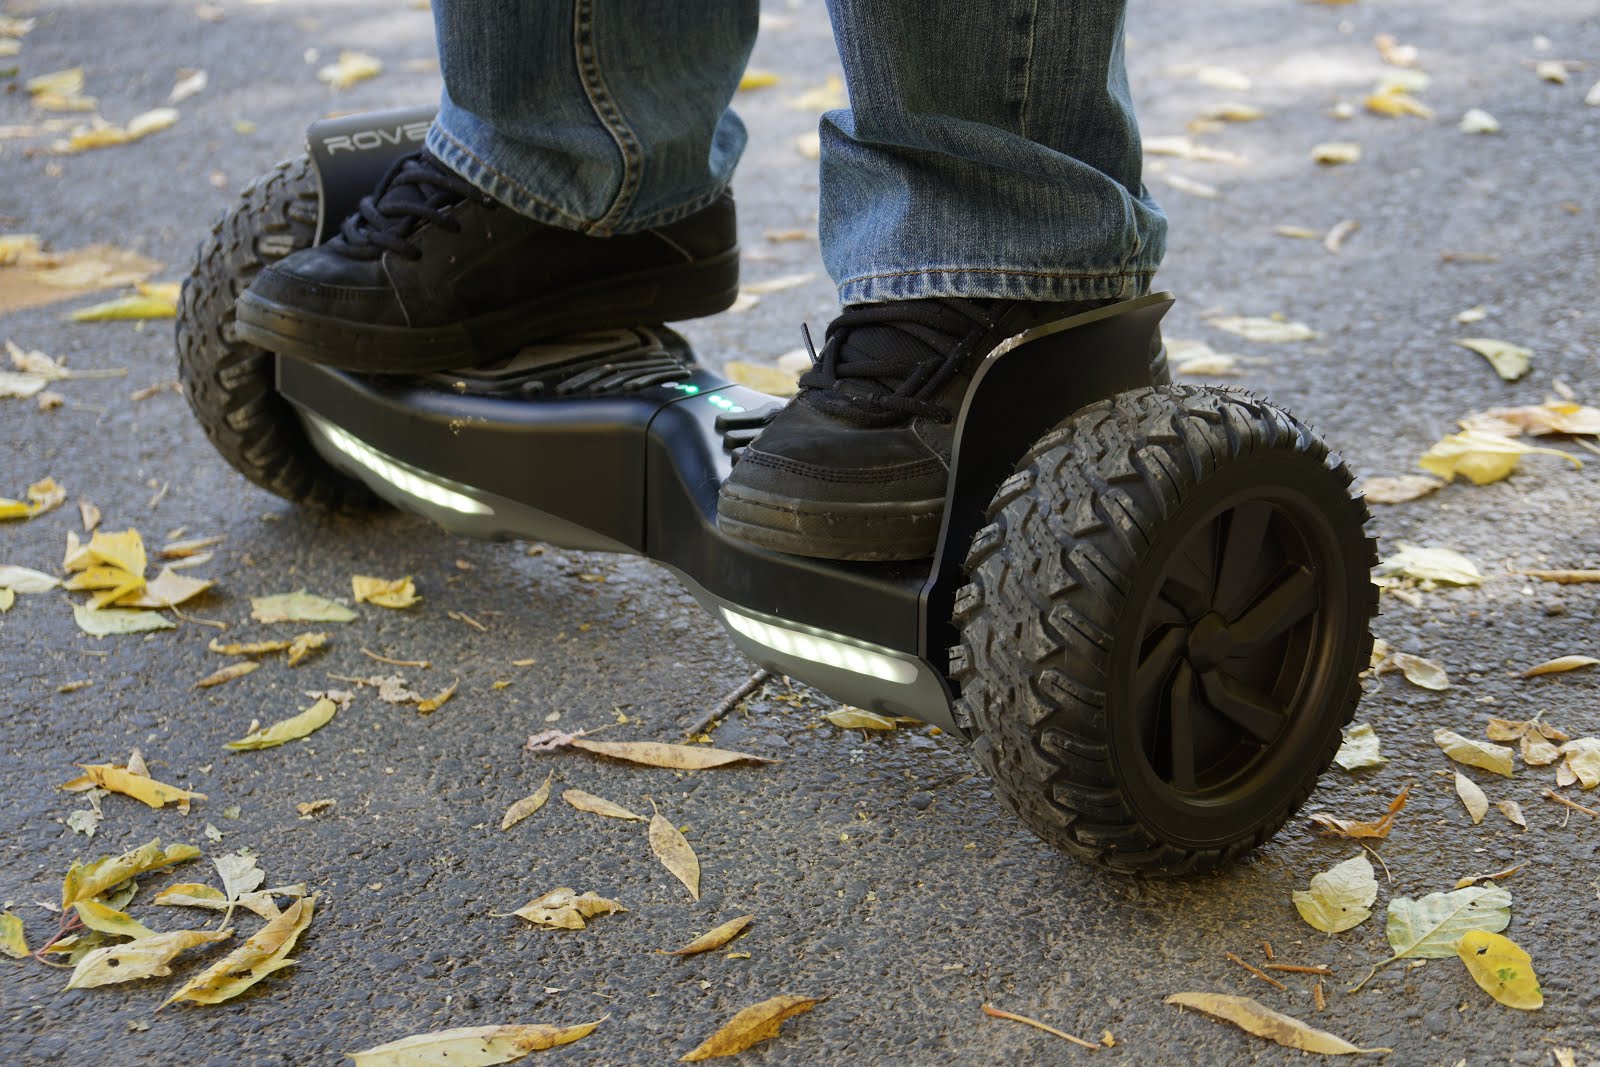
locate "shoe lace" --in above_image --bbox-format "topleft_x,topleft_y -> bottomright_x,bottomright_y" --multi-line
797,299 -> 995,425
338,151 -> 484,261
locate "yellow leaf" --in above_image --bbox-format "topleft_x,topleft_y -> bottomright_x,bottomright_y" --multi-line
225,697 -> 338,751
1418,430 -> 1579,485
1308,784 -> 1410,839
65,928 -> 231,989
737,70 -> 779,91
352,574 -> 420,609
680,995 -> 821,1061
153,883 -> 227,909
348,1021 -> 602,1066
63,564 -> 140,591
1360,474 -> 1443,504
1456,337 -> 1531,381
1454,771 -> 1489,825
1434,729 -> 1515,777
163,895 -> 316,1006
649,802 -> 700,901
1458,931 -> 1543,1010
500,771 -> 554,830
416,678 -> 458,714
664,915 -> 753,957
286,631 -> 328,666
1207,315 -> 1317,343
68,291 -> 178,321
1311,142 -> 1362,165
824,708 -> 898,730
563,788 -> 646,822
117,567 -> 214,608
527,732 -> 778,769
1558,738 -> 1600,789
85,528 -> 146,577
1373,543 -> 1482,586
511,888 -> 626,930
1379,652 -> 1450,690
317,50 -> 382,89
251,589 -> 356,623
76,763 -> 206,811
209,637 -> 292,656
62,839 -> 199,908
1164,992 -> 1390,1054
1292,855 -> 1377,933
1364,89 -> 1433,118
0,588 -> 12,613
1521,569 -> 1600,584
1,912 -> 28,958
73,898 -> 159,939
1463,401 -> 1600,438
25,67 -> 83,96
1521,655 -> 1600,677
72,603 -> 175,635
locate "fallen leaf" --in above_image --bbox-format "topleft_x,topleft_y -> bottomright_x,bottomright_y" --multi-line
1419,430 -> 1580,485
0,564 -> 59,593
162,894 -> 316,1006
1309,784 -> 1409,839
251,590 -> 356,623
1458,930 -> 1542,1010
664,915 -> 754,957
1143,135 -> 1246,165
352,574 -> 419,609
65,928 -> 232,989
0,588 -> 12,612
500,771 -> 554,830
1,912 -> 28,958
1520,655 -> 1599,678
25,67 -> 82,96
62,839 -> 199,908
1497,800 -> 1527,830
563,788 -> 646,822
1355,885 -> 1513,991
348,1022 -> 602,1066
55,108 -> 180,154
1520,569 -> 1600,584
1164,992 -> 1389,1054
286,631 -> 328,666
650,802 -> 701,901
1334,724 -> 1387,771
1454,772 -> 1489,824
1292,855 -> 1377,933
1360,475 -> 1443,504
318,50 -> 382,89
1311,142 -> 1362,165
168,69 -> 208,104
1383,652 -> 1450,690
681,995 -> 821,1061
1557,738 -> 1600,789
1373,543 -> 1482,586
737,70 -> 779,91
1459,108 -> 1501,134
1435,730 -> 1514,777
75,763 -> 206,811
416,678 -> 458,714
194,661 -> 260,689
1453,863 -> 1525,890
1160,172 -> 1221,199
68,284 -> 180,321
824,708 -> 898,730
1365,89 -> 1432,119
297,799 -> 334,818
225,697 -> 338,751
526,732 -> 778,769
1463,401 -> 1600,438
1456,338 -> 1531,381
511,888 -> 626,930
1208,316 -> 1317,343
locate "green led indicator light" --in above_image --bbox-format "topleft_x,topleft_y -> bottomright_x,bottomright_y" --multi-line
706,393 -> 746,413
664,382 -> 701,395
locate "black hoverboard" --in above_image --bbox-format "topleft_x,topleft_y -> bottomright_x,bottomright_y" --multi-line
177,108 -> 1377,875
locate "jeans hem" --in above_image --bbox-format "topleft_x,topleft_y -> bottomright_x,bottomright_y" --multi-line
427,124 -> 730,235
836,266 -> 1158,305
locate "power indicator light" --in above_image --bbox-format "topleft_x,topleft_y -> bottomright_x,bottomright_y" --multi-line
705,393 -> 746,413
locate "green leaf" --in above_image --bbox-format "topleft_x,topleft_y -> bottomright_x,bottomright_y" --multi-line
250,590 -> 356,623
1292,855 -> 1377,933
1353,885 -> 1512,992
225,697 -> 338,751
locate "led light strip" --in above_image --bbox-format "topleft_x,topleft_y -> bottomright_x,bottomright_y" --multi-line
720,608 -> 916,684
318,422 -> 494,516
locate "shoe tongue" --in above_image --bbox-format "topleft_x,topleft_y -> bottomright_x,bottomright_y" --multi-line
829,321 -> 939,401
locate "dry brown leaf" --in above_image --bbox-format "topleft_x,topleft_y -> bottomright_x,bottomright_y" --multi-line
117,567 -> 213,608
824,707 -> 898,730
162,895 -> 316,1007
1361,475 -> 1443,504
1381,652 -> 1450,690
1462,401 -> 1600,437
1497,800 -> 1527,830
664,915 -> 754,957
680,995 -> 821,1061
286,631 -> 327,666
194,661 -> 260,689
500,771 -> 554,830
650,801 -> 700,901
1558,738 -> 1600,789
1164,992 -> 1391,1054
65,928 -> 232,989
1308,784 -> 1409,839
1455,771 -> 1489,825
1520,655 -> 1600,678
526,731 -> 778,769
416,677 -> 458,714
563,788 -> 646,822
209,637 -> 292,656
1453,863 -> 1525,890
75,763 -> 205,813
348,1022 -> 602,1066
352,574 -> 420,609
1520,569 -> 1600,584
1435,729 -> 1514,777
511,888 -> 626,930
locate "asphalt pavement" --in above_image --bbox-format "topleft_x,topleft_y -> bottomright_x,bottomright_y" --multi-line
2,0 -> 1598,1064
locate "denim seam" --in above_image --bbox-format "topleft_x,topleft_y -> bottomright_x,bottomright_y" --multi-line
573,0 -> 643,236
429,125 -> 590,231
838,266 -> 1158,286
1018,0 -> 1040,140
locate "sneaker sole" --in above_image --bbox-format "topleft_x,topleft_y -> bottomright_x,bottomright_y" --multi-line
716,482 -> 944,562
234,249 -> 740,373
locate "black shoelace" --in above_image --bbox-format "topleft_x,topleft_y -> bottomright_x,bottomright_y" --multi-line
798,298 -> 996,425
338,150 -> 485,261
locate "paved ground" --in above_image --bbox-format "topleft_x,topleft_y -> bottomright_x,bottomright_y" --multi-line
3,0 -> 1599,1064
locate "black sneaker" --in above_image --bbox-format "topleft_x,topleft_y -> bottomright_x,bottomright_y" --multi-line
716,297 -> 1120,561
235,149 -> 739,373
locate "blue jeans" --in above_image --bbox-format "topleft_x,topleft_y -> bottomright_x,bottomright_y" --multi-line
427,1 -> 1165,304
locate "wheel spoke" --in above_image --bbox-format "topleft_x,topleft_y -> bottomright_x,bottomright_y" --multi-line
1224,565 -> 1318,650
1199,669 -> 1287,745
1162,536 -> 1214,616
1135,626 -> 1187,713
1168,662 -> 1198,792
1213,502 -> 1274,618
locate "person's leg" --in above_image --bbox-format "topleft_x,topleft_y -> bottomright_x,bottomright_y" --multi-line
718,0 -> 1166,561
236,0 -> 759,372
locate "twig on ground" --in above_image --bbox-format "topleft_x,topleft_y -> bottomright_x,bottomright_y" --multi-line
1225,951 -> 1288,991
1545,789 -> 1598,817
684,669 -> 772,738
981,1004 -> 1099,1051
360,648 -> 430,668
1265,964 -> 1333,976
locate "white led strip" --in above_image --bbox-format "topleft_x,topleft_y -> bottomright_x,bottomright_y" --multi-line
720,608 -> 917,684
319,422 -> 494,516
